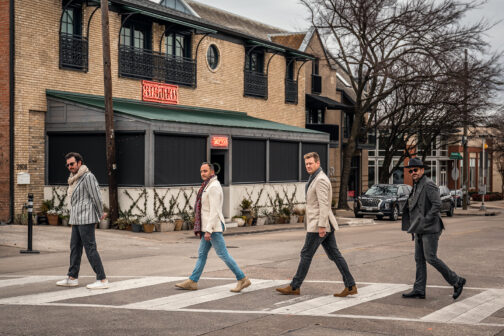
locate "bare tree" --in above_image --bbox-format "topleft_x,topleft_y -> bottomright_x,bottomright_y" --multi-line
302,0 -> 491,208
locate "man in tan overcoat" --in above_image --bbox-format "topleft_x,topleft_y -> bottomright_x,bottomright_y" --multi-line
276,152 -> 357,296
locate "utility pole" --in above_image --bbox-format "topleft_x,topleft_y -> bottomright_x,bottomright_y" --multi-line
101,0 -> 119,225
462,49 -> 469,210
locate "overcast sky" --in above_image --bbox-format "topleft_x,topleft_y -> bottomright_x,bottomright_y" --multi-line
190,0 -> 503,52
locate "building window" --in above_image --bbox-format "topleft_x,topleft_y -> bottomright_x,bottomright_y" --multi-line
368,160 -> 376,187
206,44 -> 219,70
285,58 -> 298,104
244,48 -> 267,98
311,58 -> 321,94
59,3 -> 87,71
118,19 -> 153,80
306,108 -> 324,124
233,139 -> 266,183
162,30 -> 196,86
166,32 -> 191,58
154,134 -> 206,186
270,141 -> 299,182
48,132 -> 145,186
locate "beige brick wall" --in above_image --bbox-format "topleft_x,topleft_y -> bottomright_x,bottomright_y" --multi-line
13,1 -> 306,214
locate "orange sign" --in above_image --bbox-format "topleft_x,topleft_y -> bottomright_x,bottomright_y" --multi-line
211,136 -> 229,149
142,80 -> 178,105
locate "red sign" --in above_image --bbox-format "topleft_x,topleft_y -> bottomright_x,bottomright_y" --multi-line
211,136 -> 229,149
142,80 -> 178,105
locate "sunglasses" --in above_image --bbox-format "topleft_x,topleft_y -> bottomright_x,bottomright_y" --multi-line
408,168 -> 420,174
66,162 -> 76,168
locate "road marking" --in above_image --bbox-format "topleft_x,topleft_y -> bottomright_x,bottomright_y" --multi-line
421,289 -> 504,324
0,277 -> 185,305
123,279 -> 289,310
270,283 -> 410,315
0,276 -> 62,288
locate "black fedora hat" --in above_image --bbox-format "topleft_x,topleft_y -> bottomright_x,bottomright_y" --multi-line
405,157 -> 426,168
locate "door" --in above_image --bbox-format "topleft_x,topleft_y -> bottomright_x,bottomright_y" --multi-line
211,149 -> 227,185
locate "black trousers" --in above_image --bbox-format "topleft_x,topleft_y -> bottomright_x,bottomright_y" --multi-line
67,224 -> 106,280
413,232 -> 459,293
291,230 -> 355,290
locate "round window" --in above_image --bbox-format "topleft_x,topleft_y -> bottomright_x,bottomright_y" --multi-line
206,44 -> 219,70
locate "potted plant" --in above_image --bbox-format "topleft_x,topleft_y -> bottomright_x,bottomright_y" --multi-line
114,216 -> 130,231
142,216 -> 156,233
130,217 -> 142,232
173,216 -> 184,231
256,209 -> 268,226
180,210 -> 194,230
60,209 -> 70,226
155,213 -> 175,232
239,198 -> 253,218
232,215 -> 246,227
293,207 -> 305,223
47,208 -> 61,226
38,199 -> 54,225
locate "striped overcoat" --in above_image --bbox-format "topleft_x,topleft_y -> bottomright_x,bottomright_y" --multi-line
69,172 -> 103,225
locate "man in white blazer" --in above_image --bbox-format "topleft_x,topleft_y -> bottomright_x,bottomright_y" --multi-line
276,152 -> 357,296
175,162 -> 251,292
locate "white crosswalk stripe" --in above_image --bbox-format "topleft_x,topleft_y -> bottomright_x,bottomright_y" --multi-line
0,276 -> 503,327
123,279 -> 289,310
270,283 -> 410,315
0,276 -> 62,288
421,289 -> 504,324
0,277 -> 185,305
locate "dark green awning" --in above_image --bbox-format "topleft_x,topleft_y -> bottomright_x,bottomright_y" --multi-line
46,90 -> 325,135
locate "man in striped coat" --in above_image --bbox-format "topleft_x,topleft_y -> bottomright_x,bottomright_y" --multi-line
56,152 -> 109,289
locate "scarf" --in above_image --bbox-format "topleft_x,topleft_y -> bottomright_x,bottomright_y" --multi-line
306,167 -> 322,194
67,165 -> 89,201
193,175 -> 216,236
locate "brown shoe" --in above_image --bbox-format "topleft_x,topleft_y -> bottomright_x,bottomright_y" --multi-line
334,285 -> 358,297
175,279 -> 198,290
276,285 -> 300,295
231,276 -> 251,293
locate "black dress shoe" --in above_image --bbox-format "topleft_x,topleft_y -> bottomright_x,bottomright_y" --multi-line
402,291 -> 426,299
453,277 -> 466,300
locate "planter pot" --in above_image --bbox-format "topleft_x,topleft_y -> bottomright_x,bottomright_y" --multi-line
256,217 -> 267,226
143,223 -> 155,233
246,217 -> 254,226
61,218 -> 69,227
174,219 -> 184,231
289,215 -> 299,225
37,215 -> 48,225
234,218 -> 245,227
298,215 -> 304,223
47,214 -> 59,226
99,218 -> 109,230
182,221 -> 190,230
131,223 -> 142,232
156,221 -> 175,232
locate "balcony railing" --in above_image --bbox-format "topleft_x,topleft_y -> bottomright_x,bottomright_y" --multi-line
285,79 -> 298,104
119,45 -> 196,87
311,74 -> 322,94
59,33 -> 88,71
244,70 -> 268,98
306,123 -> 339,147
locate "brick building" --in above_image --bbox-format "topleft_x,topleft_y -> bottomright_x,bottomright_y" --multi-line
1,0 -> 332,221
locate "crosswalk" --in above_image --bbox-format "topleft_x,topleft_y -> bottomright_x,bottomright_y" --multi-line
0,276 -> 503,327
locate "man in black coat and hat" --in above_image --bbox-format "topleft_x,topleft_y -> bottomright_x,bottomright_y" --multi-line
401,157 -> 466,300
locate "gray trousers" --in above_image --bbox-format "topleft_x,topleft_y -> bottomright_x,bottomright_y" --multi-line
291,231 -> 355,290
68,224 -> 106,280
413,232 -> 459,293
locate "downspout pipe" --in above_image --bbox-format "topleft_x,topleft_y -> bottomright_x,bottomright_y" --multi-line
8,0 -> 15,224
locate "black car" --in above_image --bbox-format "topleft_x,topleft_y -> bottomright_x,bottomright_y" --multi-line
439,186 -> 455,216
354,184 -> 412,221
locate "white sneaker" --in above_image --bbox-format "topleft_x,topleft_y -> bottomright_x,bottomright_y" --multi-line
86,279 -> 109,289
56,277 -> 79,287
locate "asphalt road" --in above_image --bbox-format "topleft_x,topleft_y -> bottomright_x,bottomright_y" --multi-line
0,214 -> 503,336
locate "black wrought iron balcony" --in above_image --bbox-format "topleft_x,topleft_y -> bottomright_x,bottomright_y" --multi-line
306,123 -> 339,147
311,74 -> 322,94
59,33 -> 88,71
119,46 -> 196,87
285,79 -> 298,104
244,69 -> 268,98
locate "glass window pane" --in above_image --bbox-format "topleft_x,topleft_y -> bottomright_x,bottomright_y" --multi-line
134,30 -> 144,49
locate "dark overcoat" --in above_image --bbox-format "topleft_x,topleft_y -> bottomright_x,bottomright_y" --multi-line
401,176 -> 444,234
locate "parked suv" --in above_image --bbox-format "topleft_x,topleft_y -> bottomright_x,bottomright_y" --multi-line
439,186 -> 455,217
450,189 -> 470,207
354,184 -> 412,221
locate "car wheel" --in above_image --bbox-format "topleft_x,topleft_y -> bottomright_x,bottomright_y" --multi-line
447,204 -> 454,217
354,211 -> 363,218
376,215 -> 383,220
390,206 -> 399,221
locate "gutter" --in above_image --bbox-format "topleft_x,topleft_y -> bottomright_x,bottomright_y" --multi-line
8,0 -> 14,223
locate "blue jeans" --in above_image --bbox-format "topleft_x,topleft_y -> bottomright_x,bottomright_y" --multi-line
189,225 -> 245,282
